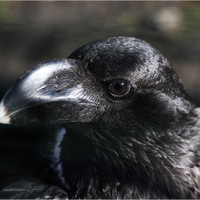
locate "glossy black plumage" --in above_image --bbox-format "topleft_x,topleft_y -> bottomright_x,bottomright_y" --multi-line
0,36 -> 200,198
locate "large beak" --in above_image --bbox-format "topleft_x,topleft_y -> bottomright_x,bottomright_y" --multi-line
0,59 -> 98,125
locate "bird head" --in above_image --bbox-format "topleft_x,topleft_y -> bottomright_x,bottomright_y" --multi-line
1,37 -> 199,198
0,37 -> 193,129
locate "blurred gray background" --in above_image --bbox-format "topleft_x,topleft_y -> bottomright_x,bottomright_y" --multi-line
1,1 -> 200,105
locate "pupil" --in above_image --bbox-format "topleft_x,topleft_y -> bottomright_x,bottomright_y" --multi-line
109,81 -> 129,97
114,83 -> 123,91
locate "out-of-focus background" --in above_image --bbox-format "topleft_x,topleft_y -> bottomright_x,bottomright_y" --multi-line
0,1 -> 200,105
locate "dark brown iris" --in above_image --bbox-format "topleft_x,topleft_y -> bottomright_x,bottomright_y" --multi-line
109,81 -> 129,96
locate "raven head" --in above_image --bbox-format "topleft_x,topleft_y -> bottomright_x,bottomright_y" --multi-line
0,37 -> 199,198
0,37 -> 193,127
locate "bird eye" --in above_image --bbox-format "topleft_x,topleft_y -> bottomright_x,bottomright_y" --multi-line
109,81 -> 129,96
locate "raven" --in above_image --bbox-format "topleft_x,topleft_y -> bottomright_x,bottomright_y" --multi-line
0,36 -> 200,198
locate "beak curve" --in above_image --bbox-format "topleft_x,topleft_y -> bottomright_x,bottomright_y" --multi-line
0,59 -> 98,125
0,100 -> 10,124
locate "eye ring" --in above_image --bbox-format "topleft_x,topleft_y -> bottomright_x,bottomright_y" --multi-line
109,81 -> 130,97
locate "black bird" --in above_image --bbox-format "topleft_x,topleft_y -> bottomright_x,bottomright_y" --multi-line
0,36 -> 200,199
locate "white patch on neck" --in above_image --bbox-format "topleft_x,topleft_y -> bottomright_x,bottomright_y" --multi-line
51,128 -> 69,188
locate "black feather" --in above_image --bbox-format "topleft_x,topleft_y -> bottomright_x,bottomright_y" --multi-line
0,36 -> 200,198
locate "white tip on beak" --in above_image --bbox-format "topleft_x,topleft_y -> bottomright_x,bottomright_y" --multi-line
0,101 -> 11,124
